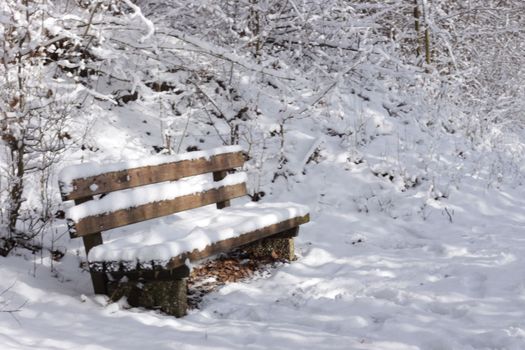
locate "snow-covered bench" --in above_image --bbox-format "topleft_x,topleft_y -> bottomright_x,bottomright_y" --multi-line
59,146 -> 309,316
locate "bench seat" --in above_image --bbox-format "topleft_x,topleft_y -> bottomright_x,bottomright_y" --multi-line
88,202 -> 309,271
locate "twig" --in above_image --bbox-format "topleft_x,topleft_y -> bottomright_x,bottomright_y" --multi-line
190,80 -> 228,145
444,207 -> 453,223
2,300 -> 27,313
1,282 -> 27,325
157,30 -> 295,81
0,280 -> 17,297
282,52 -> 368,120
83,2 -> 102,37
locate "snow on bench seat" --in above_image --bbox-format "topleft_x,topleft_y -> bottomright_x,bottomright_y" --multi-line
87,202 -> 309,265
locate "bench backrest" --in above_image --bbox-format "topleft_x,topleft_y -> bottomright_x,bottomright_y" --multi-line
59,146 -> 246,241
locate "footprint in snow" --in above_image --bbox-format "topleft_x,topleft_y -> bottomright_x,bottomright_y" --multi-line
427,302 -> 469,319
461,271 -> 487,298
369,313 -> 391,331
368,287 -> 410,306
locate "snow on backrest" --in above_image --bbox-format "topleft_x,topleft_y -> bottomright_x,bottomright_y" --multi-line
66,172 -> 249,237
59,146 -> 244,201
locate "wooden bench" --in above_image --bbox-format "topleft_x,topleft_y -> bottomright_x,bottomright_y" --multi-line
59,146 -> 309,316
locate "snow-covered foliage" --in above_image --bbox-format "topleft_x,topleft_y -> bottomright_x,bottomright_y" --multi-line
1,0 -> 525,348
0,0 -> 156,252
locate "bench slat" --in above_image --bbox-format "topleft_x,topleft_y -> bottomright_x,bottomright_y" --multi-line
69,182 -> 248,238
166,213 -> 310,269
60,151 -> 244,201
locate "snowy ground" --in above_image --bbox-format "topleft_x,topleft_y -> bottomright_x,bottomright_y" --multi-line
2,1 -> 525,347
2,75 -> 525,349
2,146 -> 525,349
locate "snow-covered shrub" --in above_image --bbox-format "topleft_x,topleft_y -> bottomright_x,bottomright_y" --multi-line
0,0 -> 155,255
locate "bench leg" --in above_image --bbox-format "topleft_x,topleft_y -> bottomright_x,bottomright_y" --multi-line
245,227 -> 298,261
107,267 -> 189,317
82,234 -> 108,295
132,279 -> 188,317
108,278 -> 188,317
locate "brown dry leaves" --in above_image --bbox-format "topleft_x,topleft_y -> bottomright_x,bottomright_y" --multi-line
187,250 -> 284,308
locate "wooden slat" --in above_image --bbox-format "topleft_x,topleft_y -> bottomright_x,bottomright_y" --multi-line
166,214 -> 310,269
70,183 -> 247,237
273,226 -> 299,239
61,151 -> 245,201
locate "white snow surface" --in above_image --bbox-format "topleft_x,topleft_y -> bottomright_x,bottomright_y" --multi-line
58,145 -> 242,194
3,176 -> 525,350
3,68 -> 525,350
66,172 -> 247,222
88,202 -> 309,263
